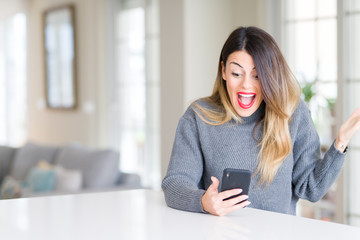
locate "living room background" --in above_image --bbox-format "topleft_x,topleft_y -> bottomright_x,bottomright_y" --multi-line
1,0 -> 359,227
0,0 -> 267,189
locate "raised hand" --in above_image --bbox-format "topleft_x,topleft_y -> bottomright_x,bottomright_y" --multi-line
335,108 -> 360,152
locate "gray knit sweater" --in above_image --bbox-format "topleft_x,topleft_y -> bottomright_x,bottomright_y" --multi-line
162,100 -> 346,215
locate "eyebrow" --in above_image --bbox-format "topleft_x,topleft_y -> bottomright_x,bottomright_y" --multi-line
230,62 -> 256,70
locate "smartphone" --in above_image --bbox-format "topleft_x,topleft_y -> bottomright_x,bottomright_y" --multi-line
220,168 -> 251,202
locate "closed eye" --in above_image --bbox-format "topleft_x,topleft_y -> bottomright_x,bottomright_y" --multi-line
232,73 -> 240,77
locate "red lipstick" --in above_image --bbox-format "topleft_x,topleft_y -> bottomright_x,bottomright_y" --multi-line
237,92 -> 256,109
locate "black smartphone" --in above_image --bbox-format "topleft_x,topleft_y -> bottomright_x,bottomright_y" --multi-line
220,168 -> 251,202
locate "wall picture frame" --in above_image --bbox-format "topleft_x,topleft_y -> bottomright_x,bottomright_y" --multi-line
43,5 -> 77,109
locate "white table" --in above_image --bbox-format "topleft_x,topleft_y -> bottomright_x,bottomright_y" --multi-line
1,189 -> 359,240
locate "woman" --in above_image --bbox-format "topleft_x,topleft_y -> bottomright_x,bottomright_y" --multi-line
162,26 -> 360,216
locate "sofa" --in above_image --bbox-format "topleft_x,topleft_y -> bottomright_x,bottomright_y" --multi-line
0,142 -> 141,199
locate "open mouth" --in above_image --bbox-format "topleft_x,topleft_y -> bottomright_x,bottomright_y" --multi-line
237,92 -> 256,109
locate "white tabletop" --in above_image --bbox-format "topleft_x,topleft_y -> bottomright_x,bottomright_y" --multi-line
1,189 -> 359,240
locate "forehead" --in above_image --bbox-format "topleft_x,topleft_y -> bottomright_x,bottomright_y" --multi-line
227,50 -> 255,69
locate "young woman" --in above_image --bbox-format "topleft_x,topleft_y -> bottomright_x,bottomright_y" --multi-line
162,26 -> 360,216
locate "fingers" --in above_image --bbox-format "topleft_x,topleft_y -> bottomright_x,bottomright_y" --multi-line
209,176 -> 219,192
218,188 -> 243,200
213,198 -> 251,216
336,109 -> 360,151
222,194 -> 250,207
351,107 -> 360,117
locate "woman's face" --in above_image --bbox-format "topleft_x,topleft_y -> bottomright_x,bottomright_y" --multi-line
222,50 -> 263,117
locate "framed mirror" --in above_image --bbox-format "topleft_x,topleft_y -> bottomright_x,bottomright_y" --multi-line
43,5 -> 77,109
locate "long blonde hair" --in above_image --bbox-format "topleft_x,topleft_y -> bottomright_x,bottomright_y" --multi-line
193,26 -> 301,185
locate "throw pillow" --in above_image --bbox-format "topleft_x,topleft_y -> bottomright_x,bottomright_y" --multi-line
0,176 -> 22,199
26,165 -> 56,192
54,143 -> 120,189
10,142 -> 59,181
54,165 -> 83,192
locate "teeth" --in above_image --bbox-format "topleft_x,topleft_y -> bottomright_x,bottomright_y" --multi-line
238,93 -> 256,106
238,93 -> 255,97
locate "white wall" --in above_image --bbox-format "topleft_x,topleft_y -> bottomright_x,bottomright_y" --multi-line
26,0 -> 108,147
0,0 -> 28,20
159,0 -> 185,178
183,0 -> 236,107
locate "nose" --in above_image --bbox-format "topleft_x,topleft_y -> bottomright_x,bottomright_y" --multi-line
240,74 -> 252,89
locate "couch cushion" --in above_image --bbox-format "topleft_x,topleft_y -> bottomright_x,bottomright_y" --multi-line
10,142 -> 59,181
54,143 -> 120,189
0,176 -> 22,199
26,166 -> 56,192
54,165 -> 83,192
0,146 -> 17,184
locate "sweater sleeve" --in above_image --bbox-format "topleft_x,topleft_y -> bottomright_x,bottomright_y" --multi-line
161,110 -> 207,213
292,104 -> 346,202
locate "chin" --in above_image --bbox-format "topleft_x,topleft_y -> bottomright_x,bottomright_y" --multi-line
235,103 -> 260,117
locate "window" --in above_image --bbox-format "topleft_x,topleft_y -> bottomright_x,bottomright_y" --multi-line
284,0 -> 337,147
282,0 -> 338,221
108,0 -> 160,188
280,0 -> 360,226
343,0 -> 360,227
0,13 -> 27,146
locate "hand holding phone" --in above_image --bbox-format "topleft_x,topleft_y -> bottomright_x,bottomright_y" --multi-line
201,173 -> 251,216
220,168 -> 251,202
